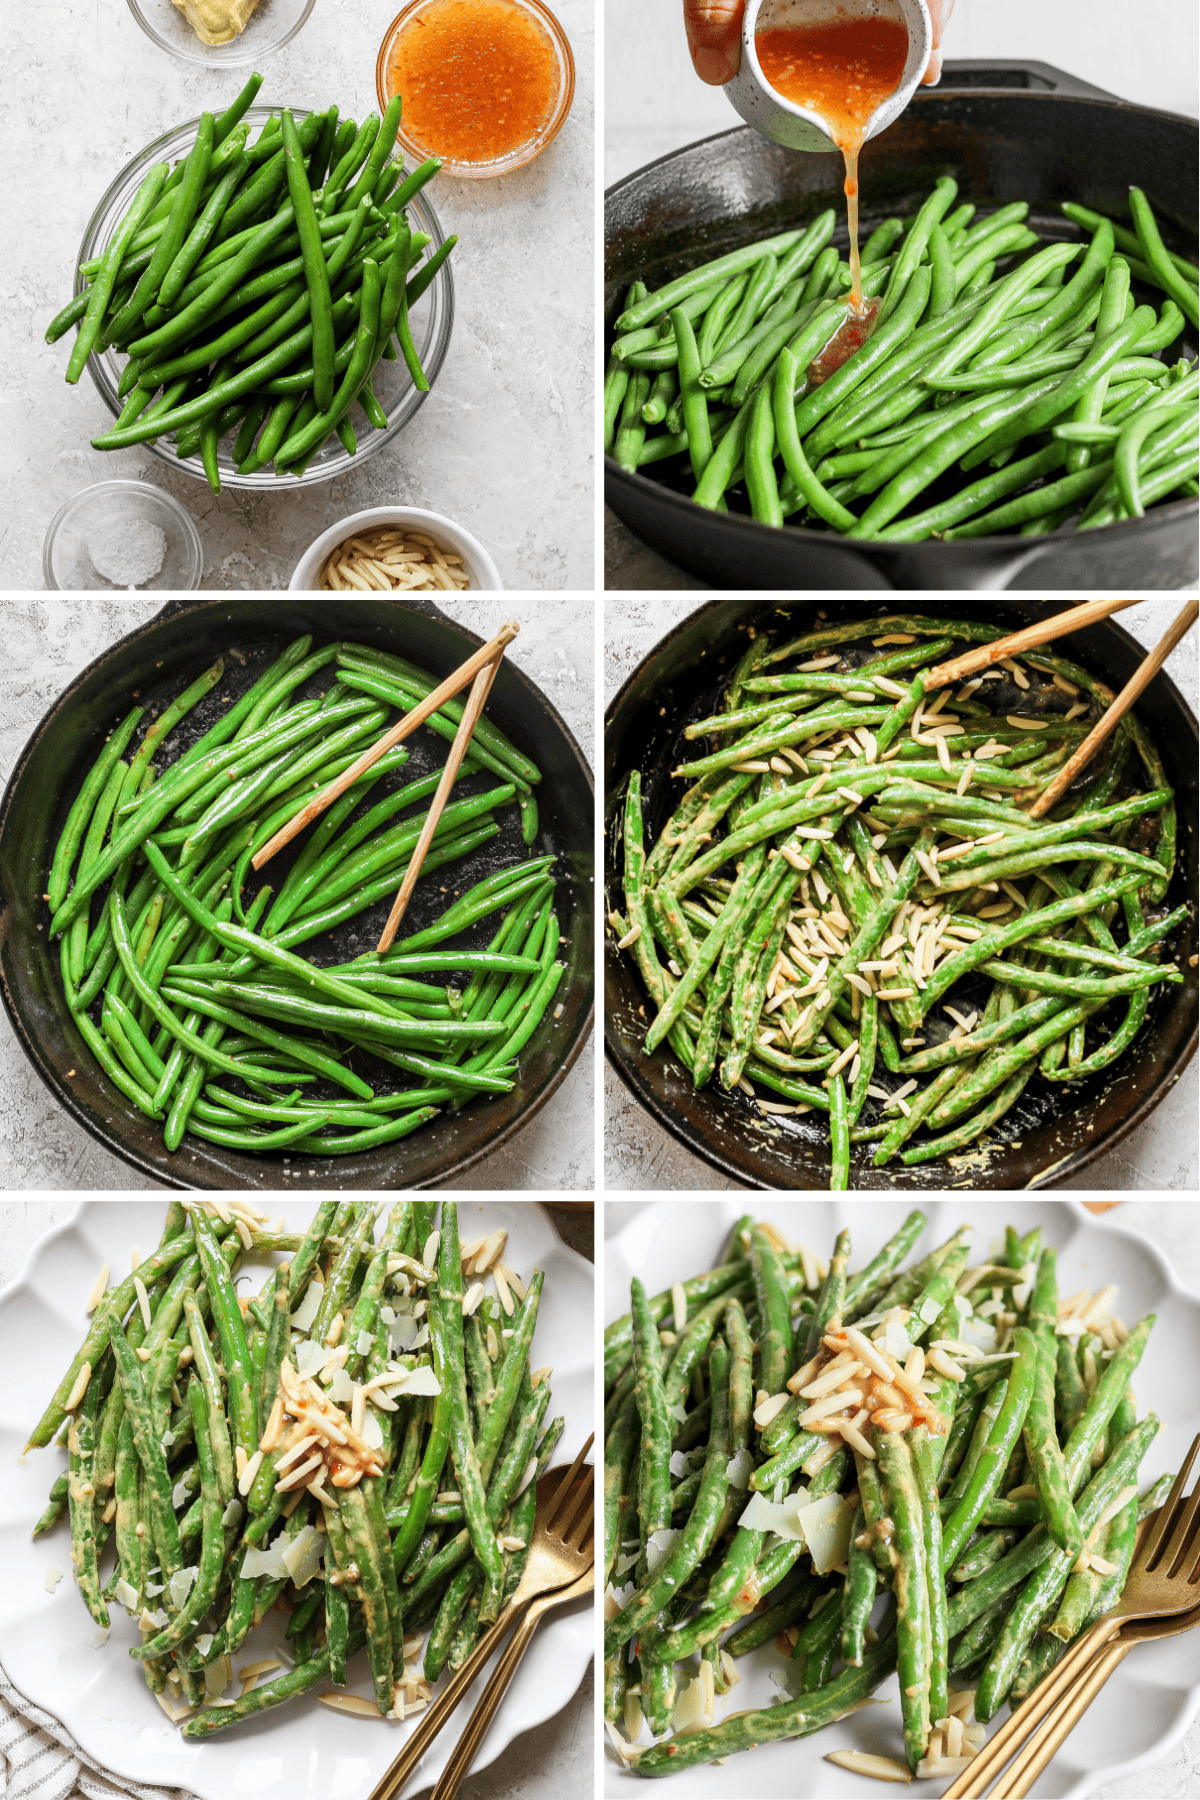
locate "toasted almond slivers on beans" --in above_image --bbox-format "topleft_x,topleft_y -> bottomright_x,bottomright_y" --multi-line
800,1359 -> 866,1399
799,1388 -> 863,1427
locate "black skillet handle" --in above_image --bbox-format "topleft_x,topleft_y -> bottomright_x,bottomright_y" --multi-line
934,59 -> 1120,102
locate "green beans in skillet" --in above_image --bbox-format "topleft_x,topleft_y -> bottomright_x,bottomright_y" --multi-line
604,1212 -> 1167,1782
49,74 -> 456,490
45,631 -> 566,1160
28,1201 -> 565,1740
611,610 -> 1188,1189
608,179 -> 1197,537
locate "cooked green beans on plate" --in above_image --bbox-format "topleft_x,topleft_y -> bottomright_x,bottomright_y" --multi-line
46,631 -> 562,1158
606,181 -> 1198,539
30,1199 -> 561,1734
47,73 -> 456,490
604,1211 -> 1166,1784
610,611 -> 1187,1188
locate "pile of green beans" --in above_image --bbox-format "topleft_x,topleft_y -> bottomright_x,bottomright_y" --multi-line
28,1200 -> 562,1735
46,73 -> 457,491
46,631 -> 563,1158
606,181 -> 1198,539
604,1211 -> 1167,1780
611,611 -> 1187,1189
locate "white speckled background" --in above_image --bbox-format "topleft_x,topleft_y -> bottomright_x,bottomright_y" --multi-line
2,0 -> 594,592
602,1198 -> 1200,1798
0,595 -> 594,1190
604,598 -> 1199,1193
0,1199 -> 595,1800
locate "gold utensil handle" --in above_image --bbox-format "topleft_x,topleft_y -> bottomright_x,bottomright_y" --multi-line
365,1594 -> 525,1800
989,1638 -> 1132,1799
430,1598 -> 547,1800
940,1616 -> 1119,1798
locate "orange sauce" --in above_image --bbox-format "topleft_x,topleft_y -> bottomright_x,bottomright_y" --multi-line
756,12 -> 909,314
386,0 -> 558,166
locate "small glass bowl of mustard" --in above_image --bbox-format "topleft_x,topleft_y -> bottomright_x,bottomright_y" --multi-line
376,0 -> 575,180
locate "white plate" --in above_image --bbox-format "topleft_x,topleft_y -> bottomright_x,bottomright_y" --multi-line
604,1199 -> 1200,1799
0,1200 -> 593,1798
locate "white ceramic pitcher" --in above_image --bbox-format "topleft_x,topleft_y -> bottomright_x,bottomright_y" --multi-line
724,0 -> 934,155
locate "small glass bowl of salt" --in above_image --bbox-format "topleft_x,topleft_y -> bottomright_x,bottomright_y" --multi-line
43,481 -> 203,590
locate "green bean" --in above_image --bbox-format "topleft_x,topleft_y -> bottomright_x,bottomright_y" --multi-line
1129,187 -> 1199,328
941,1328 -> 1039,1574
436,1202 -> 505,1622
606,1338 -> 731,1658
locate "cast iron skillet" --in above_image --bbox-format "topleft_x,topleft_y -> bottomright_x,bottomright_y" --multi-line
605,600 -> 1197,1190
0,599 -> 594,1191
605,62 -> 1199,591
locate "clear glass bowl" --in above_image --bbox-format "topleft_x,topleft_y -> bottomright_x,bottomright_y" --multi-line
125,0 -> 316,69
73,106 -> 455,491
376,0 -> 575,180
43,481 -> 203,589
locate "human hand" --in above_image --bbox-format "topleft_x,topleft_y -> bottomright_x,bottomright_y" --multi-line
683,0 -> 745,87
920,0 -> 956,84
683,0 -> 956,88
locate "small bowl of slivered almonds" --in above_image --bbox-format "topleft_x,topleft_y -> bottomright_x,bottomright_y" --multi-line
289,505 -> 504,592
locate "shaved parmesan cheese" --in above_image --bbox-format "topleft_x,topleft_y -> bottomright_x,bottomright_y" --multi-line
87,1628 -> 110,1648
241,1545 -> 288,1581
45,1565 -> 64,1594
960,1314 -> 997,1354
390,1313 -> 420,1353
737,1489 -> 810,1543
282,1524 -> 325,1589
328,1368 -> 354,1404
172,1479 -> 193,1509
390,1364 -> 441,1398
667,1402 -> 687,1424
113,1577 -> 139,1611
669,1450 -> 692,1478
884,1318 -> 913,1362
674,1674 -> 708,1735
645,1529 -> 680,1576
195,1633 -> 215,1658
361,1409 -> 384,1452
356,1330 -> 375,1355
204,1654 -> 232,1699
613,1550 -> 638,1579
725,1448 -> 753,1491
168,1567 -> 198,1609
797,1494 -> 855,1575
222,1499 -> 243,1530
290,1282 -> 323,1332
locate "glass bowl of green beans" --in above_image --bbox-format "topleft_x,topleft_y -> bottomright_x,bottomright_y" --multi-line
125,0 -> 316,71
73,107 -> 455,491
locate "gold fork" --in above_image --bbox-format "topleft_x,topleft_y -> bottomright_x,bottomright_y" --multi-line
943,1434 -> 1200,1798
431,1525 -> 595,1799
988,1600 -> 1200,1797
368,1440 -> 595,1800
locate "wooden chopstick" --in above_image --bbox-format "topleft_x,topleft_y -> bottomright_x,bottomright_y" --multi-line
252,622 -> 520,871
921,597 -> 1142,691
375,651 -> 505,954
1029,597 -> 1197,816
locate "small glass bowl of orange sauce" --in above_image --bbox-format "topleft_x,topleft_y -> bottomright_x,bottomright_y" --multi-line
376,0 -> 575,180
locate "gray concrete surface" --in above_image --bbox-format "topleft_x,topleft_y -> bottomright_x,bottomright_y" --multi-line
602,1198 -> 1200,1799
604,598 -> 1199,1193
0,1199 -> 595,1800
4,2 -> 593,591
0,597 -> 594,1191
